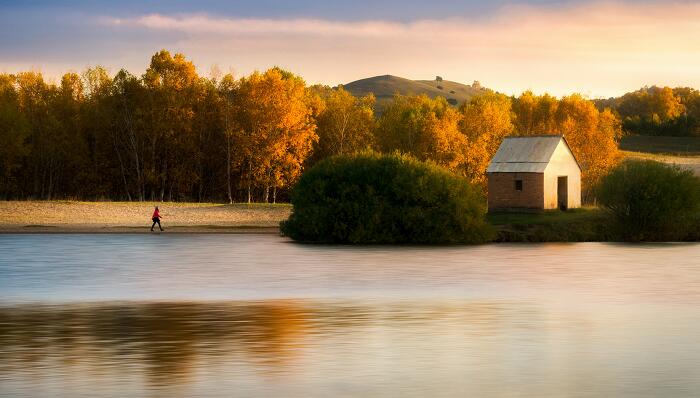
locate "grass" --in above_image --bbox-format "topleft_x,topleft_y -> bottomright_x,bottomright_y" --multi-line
487,207 -> 612,242
487,207 -> 603,226
620,135 -> 700,155
621,151 -> 700,176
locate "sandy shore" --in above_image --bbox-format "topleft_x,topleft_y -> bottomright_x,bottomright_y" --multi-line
0,201 -> 290,233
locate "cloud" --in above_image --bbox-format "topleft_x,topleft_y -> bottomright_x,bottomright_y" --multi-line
5,1 -> 700,97
103,14 -> 410,38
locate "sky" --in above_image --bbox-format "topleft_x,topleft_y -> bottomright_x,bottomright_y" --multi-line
1,0 -> 700,97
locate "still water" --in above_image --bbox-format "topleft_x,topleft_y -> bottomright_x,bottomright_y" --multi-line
1,234 -> 700,397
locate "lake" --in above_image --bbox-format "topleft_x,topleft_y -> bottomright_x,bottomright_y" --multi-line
1,234 -> 700,397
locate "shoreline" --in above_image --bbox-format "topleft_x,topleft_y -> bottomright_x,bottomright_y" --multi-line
0,201 -> 290,234
0,225 -> 281,234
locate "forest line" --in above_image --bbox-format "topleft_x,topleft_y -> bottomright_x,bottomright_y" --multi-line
2,50 -> 692,202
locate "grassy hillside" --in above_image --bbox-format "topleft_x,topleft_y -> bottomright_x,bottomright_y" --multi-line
342,75 -> 485,109
619,136 -> 700,176
622,151 -> 700,176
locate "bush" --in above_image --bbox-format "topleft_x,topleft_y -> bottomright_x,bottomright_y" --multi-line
597,160 -> 700,241
281,152 -> 493,243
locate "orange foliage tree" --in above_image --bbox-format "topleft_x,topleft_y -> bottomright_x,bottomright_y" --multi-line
377,95 -> 468,173
232,68 -> 317,203
513,93 -> 621,197
458,92 -> 514,184
308,85 -> 375,164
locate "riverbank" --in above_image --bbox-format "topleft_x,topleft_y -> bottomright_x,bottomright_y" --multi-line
488,207 -> 613,242
0,201 -> 290,233
2,201 -> 697,241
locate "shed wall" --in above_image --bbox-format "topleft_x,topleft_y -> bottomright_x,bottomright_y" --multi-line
487,172 -> 544,211
543,142 -> 581,209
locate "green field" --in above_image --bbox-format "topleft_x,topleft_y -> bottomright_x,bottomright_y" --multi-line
618,135 -> 700,176
619,135 -> 700,155
622,151 -> 700,176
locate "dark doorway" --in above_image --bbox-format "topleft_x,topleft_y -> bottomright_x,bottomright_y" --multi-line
557,176 -> 568,210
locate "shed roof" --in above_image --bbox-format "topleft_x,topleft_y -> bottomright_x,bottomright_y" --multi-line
487,135 -> 564,173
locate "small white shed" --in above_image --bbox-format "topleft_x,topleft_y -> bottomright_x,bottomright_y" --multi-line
486,135 -> 581,211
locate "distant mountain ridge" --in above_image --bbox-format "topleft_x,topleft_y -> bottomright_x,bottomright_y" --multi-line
341,75 -> 486,108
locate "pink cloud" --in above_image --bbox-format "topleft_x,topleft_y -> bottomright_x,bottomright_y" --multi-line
43,2 -> 700,97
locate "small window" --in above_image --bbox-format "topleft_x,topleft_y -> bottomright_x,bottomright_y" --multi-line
515,180 -> 523,191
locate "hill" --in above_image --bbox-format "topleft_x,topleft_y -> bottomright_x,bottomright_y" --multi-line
341,75 -> 485,109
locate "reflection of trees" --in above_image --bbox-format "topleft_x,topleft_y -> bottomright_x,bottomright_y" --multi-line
0,301 -> 312,385
0,301 -> 544,391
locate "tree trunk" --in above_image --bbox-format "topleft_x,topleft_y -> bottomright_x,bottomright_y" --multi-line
160,157 -> 167,202
272,185 -> 277,204
115,145 -> 132,201
226,134 -> 233,204
247,160 -> 252,204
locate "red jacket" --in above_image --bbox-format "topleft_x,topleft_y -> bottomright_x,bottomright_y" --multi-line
152,209 -> 161,219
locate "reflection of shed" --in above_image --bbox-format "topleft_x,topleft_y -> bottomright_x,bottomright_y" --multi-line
486,135 -> 581,211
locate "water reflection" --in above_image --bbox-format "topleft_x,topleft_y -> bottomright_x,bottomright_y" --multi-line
0,300 -> 550,396
2,299 -> 699,397
0,302 -> 311,382
2,236 -> 700,397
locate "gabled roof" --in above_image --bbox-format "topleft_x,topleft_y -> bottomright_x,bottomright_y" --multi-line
487,135 -> 576,173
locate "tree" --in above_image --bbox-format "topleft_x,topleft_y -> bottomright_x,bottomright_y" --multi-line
377,95 -> 469,173
232,68 -> 317,203
309,85 -> 375,164
554,94 -> 621,194
0,74 -> 29,198
142,50 -> 203,201
459,92 -> 514,184
607,86 -> 689,136
111,69 -> 148,201
218,73 -> 238,204
513,92 -> 621,197
512,91 -> 558,136
15,71 -> 59,199
282,152 -> 493,243
597,160 -> 700,240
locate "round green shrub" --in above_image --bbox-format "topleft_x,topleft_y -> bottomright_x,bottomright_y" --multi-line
281,152 -> 493,243
597,159 -> 700,241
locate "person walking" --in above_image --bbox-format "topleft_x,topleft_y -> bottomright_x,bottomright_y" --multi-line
151,206 -> 164,232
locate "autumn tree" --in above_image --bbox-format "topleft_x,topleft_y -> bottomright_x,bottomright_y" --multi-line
603,86 -> 692,136
142,50 -> 203,201
81,67 -> 114,195
232,68 -> 317,203
377,95 -> 468,173
512,93 -> 621,197
308,85 -> 375,164
0,74 -> 29,198
110,69 -> 148,201
458,92 -> 514,184
15,71 -> 59,199
512,91 -> 558,136
217,73 -> 238,203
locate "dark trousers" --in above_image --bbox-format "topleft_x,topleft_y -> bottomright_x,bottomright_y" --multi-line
151,218 -> 162,231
